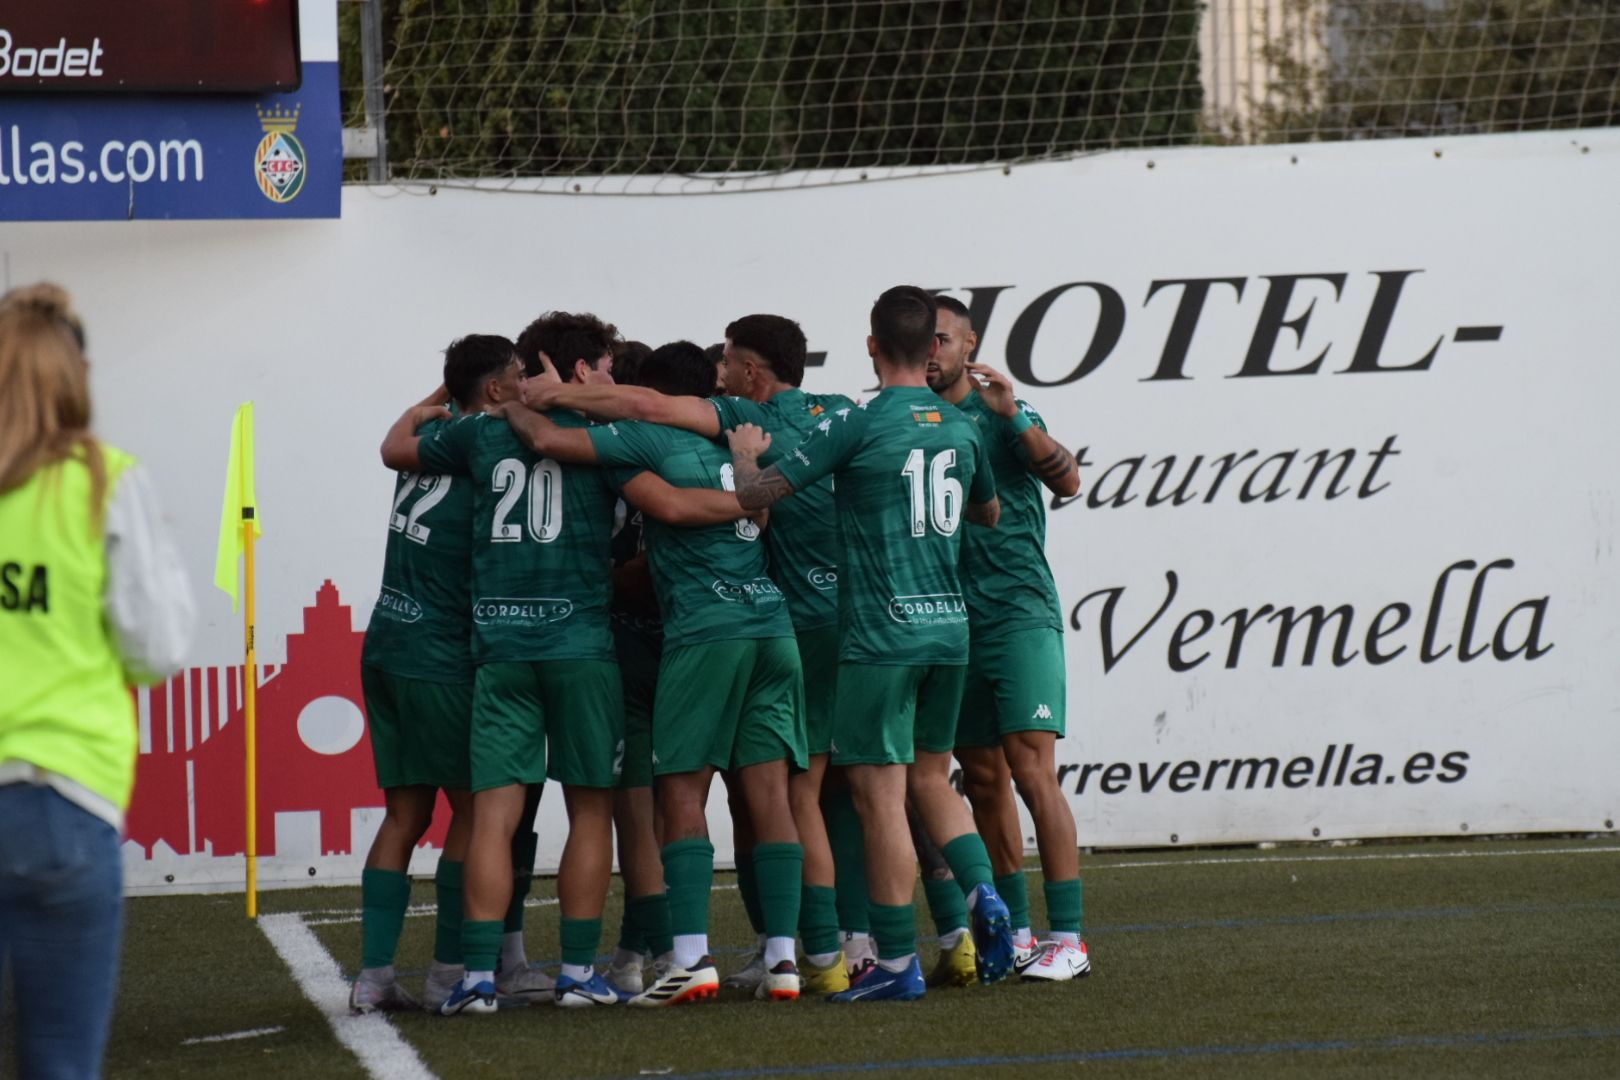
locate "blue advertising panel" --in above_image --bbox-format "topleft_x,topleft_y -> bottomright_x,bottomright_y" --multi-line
0,61 -> 340,221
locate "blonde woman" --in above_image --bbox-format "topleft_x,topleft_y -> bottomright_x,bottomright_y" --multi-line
0,283 -> 193,1079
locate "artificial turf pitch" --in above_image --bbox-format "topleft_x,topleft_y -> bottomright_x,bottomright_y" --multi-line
67,837 -> 1620,1078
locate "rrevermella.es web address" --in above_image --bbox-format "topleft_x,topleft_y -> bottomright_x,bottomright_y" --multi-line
0,126 -> 204,186
1056,744 -> 1469,797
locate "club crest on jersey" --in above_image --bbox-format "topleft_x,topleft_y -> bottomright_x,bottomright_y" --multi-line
886,593 -> 967,625
254,104 -> 307,204
375,586 -> 424,624
807,566 -> 838,591
911,410 -> 944,425
472,597 -> 575,626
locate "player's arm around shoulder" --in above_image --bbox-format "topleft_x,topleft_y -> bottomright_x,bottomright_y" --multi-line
966,361 -> 1079,498
496,401 -> 599,464
379,385 -> 452,471
622,469 -> 751,528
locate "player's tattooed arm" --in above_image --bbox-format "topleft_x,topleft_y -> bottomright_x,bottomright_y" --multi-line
965,494 -> 1001,528
726,423 -> 797,511
965,362 -> 1079,498
379,385 -> 451,471
494,401 -> 599,464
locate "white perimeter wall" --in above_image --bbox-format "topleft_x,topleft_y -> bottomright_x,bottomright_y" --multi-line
5,127 -> 1616,888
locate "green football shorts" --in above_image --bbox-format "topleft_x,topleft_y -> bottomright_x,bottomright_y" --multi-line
829,663 -> 967,766
652,637 -> 808,776
795,624 -> 840,757
471,659 -> 624,792
361,665 -> 473,790
614,618 -> 663,790
954,628 -> 1067,749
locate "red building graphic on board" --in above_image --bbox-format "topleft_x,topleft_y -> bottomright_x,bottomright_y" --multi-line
125,581 -> 449,863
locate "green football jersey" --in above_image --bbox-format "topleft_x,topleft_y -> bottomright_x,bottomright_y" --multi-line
772,386 -> 996,666
711,388 -> 852,631
953,389 -> 1063,638
587,420 -> 794,650
417,410 -> 617,664
362,418 -> 475,683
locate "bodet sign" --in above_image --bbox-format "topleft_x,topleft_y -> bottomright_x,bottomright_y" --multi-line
4,127 -> 1615,893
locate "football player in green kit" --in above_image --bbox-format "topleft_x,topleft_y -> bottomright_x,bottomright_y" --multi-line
521,315 -> 854,994
351,348 -> 493,1014
500,341 -> 811,1006
381,326 -> 744,1014
929,294 -> 1090,982
727,285 -> 1014,1001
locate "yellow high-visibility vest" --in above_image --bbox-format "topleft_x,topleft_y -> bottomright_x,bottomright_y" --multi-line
0,443 -> 139,813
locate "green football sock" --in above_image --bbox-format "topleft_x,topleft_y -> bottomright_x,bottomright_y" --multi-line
616,893 -> 648,955
824,787 -> 870,932
1045,878 -> 1083,935
662,838 -> 715,938
752,842 -> 804,940
433,859 -> 464,965
869,902 -> 917,961
922,875 -> 969,935
560,916 -> 602,967
461,918 -> 504,975
506,829 -> 538,933
734,846 -> 765,935
995,871 -> 1032,932
799,884 -> 840,956
940,833 -> 994,896
359,867 -> 411,970
637,891 -> 673,957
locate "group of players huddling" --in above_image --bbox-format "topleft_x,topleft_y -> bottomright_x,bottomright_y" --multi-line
352,286 -> 1087,1014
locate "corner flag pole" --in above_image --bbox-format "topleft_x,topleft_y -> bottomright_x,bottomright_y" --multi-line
243,493 -> 259,919
216,401 -> 261,919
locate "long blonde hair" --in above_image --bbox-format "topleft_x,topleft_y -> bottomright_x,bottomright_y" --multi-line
0,282 -> 106,518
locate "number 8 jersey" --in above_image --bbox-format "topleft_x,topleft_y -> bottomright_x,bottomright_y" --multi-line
417,410 -> 618,664
773,387 -> 996,666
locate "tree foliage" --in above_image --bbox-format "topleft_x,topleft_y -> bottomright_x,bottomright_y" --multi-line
342,1 -> 1204,180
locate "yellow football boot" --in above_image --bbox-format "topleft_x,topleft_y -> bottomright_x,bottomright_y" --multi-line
926,932 -> 979,988
801,952 -> 851,995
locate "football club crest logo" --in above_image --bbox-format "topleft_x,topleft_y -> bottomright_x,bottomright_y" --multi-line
254,104 -> 307,204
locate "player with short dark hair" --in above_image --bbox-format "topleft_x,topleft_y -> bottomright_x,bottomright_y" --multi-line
524,313 -> 855,993
500,341 -> 812,1005
929,296 -> 1090,982
726,286 -> 1015,1002
516,311 -> 619,382
353,336 -> 513,1014
380,331 -> 743,1014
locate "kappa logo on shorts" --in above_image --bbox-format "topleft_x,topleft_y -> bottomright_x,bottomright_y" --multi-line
886,593 -> 967,626
472,597 -> 575,626
1033,704 -> 1054,721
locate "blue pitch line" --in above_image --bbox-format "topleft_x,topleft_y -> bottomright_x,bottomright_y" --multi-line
1089,899 -> 1620,936
600,1027 -> 1620,1080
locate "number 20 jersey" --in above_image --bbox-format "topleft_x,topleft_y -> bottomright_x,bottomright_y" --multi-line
417,410 -> 617,664
773,387 -> 996,667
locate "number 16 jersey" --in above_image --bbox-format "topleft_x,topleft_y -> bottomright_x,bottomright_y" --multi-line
773,386 -> 996,667
418,410 -> 617,664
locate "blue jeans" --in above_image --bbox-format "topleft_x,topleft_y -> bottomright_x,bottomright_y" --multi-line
0,784 -> 123,1080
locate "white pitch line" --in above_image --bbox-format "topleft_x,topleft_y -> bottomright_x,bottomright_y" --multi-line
182,1026 -> 285,1046
259,913 -> 437,1080
1094,845 -> 1620,872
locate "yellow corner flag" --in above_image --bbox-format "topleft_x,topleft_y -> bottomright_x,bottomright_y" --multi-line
214,402 -> 261,611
